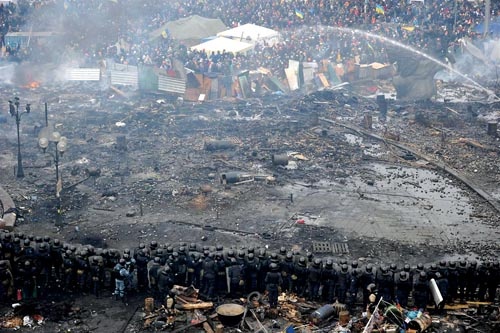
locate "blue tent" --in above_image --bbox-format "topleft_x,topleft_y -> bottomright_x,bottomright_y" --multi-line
474,16 -> 500,34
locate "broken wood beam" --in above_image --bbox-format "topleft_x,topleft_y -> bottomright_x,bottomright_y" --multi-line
203,322 -> 215,333
175,301 -> 214,310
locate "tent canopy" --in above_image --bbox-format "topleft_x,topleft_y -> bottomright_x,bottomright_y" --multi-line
149,15 -> 227,43
217,23 -> 280,45
190,37 -> 253,56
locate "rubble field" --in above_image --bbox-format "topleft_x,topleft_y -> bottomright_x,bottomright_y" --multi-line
0,80 -> 499,332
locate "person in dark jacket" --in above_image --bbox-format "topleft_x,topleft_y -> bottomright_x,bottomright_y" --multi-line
413,271 -> 429,310
265,263 -> 283,309
307,259 -> 322,301
227,258 -> 244,298
201,252 -> 217,300
395,271 -> 412,308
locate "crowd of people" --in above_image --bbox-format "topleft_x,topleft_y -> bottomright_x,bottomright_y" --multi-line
0,231 -> 499,312
0,0 -> 498,79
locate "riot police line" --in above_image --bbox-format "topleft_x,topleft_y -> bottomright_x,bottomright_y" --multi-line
0,231 -> 498,311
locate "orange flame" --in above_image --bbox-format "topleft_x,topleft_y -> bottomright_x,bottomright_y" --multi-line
23,81 -> 40,89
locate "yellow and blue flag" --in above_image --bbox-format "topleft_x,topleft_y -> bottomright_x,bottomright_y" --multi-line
295,9 -> 304,19
375,4 -> 385,15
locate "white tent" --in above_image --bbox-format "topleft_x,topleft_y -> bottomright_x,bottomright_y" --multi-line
149,15 -> 227,45
217,23 -> 280,46
190,37 -> 253,56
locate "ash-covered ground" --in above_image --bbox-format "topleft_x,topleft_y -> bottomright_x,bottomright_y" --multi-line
1,81 -> 498,267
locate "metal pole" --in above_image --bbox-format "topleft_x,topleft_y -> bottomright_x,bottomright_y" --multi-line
44,102 -> 48,127
15,105 -> 24,178
55,143 -> 59,182
484,0 -> 491,38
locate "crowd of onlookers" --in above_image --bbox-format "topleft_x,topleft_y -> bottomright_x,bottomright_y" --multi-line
0,0 -> 499,77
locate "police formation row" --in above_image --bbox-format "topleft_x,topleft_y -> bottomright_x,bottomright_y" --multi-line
0,233 -> 498,310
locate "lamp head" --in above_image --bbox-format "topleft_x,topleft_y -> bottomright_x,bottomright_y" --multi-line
38,137 -> 49,152
25,104 -> 30,113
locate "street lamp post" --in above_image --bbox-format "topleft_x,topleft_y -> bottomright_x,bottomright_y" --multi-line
8,97 -> 31,178
38,128 -> 67,210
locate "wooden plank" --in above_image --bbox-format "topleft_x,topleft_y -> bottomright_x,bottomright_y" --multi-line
203,322 -> 215,333
175,302 -> 214,310
317,73 -> 329,87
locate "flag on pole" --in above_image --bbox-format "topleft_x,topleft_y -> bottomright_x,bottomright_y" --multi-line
375,4 -> 385,15
295,9 -> 304,19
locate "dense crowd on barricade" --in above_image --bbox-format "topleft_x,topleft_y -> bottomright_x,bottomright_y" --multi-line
0,0 -> 499,80
0,231 -> 498,312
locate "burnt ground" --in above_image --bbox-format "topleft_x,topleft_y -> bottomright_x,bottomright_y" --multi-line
0,80 -> 499,332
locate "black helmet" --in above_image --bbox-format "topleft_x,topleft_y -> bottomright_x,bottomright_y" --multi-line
435,272 -> 442,279
123,253 -> 130,260
258,248 -> 266,259
417,263 -> 424,270
172,251 -> 179,258
449,261 -> 457,268
340,259 -> 347,265
189,243 -> 197,251
313,258 -> 322,268
341,264 -> 348,272
325,259 -> 333,268
150,241 -> 158,249
381,266 -> 389,273
203,250 -> 210,257
65,249 -> 72,256
351,261 -> 358,268
459,260 -> 467,267
237,250 -> 245,259
400,271 -> 408,281
419,271 -> 427,278
270,263 -> 279,271
366,264 -> 373,272
404,264 -> 410,272
23,239 -> 30,246
247,253 -> 255,261
156,249 -> 164,256
119,258 -> 126,265
180,242 -> 187,247
470,260 -> 477,267
439,260 -> 446,267
247,247 -> 254,254
139,243 -> 146,249
279,247 -> 286,255
43,235 -> 51,242
390,263 -> 397,271
39,243 -> 48,251
270,253 -> 278,261
216,245 -> 223,252
228,249 -> 235,257
28,234 -> 34,241
166,246 -> 173,254
179,246 -> 186,254
14,237 -> 20,244
298,257 -> 306,266
430,263 -> 437,271
54,239 -> 60,245
286,253 -> 293,262
35,236 -> 42,243
124,248 -> 131,255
